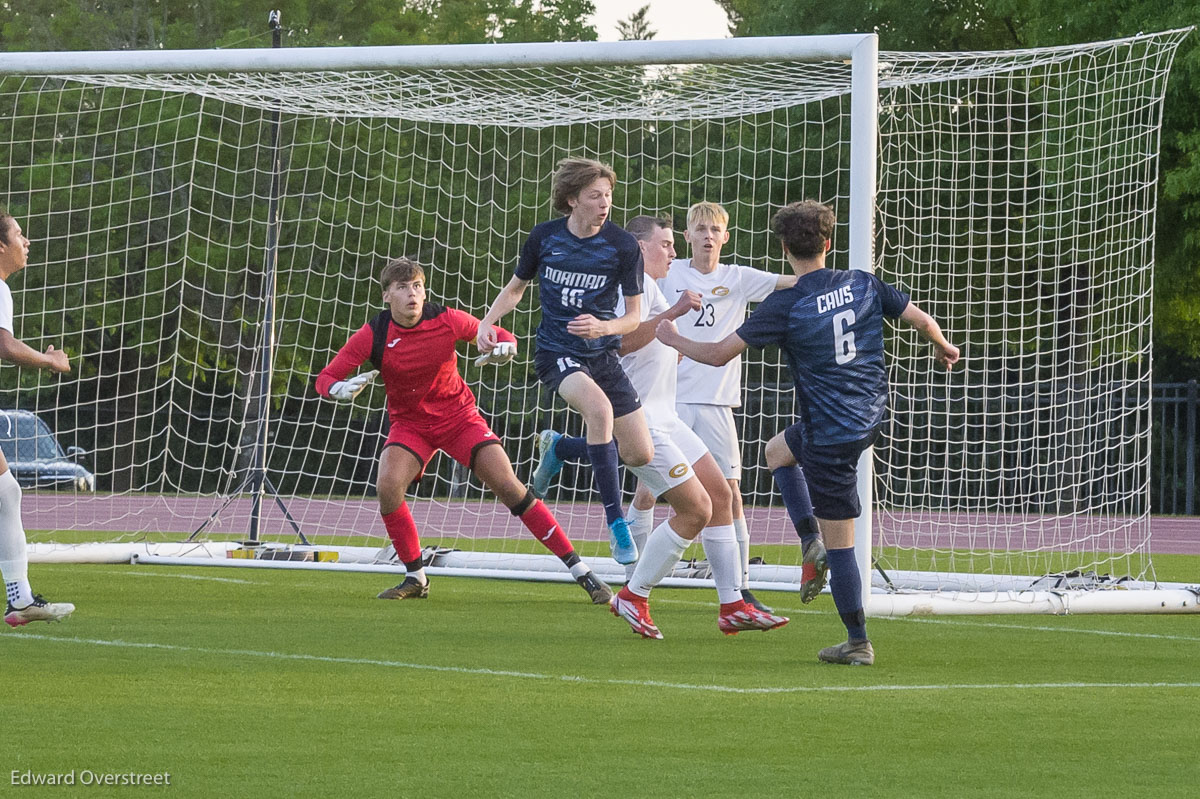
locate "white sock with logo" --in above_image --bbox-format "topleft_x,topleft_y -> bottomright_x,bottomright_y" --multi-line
0,471 -> 34,607
626,520 -> 688,598
702,523 -> 742,605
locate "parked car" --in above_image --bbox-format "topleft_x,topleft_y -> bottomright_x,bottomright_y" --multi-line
0,410 -> 95,491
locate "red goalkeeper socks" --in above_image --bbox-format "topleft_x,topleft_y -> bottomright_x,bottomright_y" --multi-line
519,499 -> 574,559
382,503 -> 421,564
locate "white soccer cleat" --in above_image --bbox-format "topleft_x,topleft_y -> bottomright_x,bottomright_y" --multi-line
4,595 -> 75,627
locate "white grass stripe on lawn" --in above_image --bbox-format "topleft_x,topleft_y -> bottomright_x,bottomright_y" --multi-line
11,632 -> 1200,695
100,569 -> 259,584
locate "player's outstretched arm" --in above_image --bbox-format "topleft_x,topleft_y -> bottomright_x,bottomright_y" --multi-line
899,302 -> 960,370
619,289 -> 702,356
478,276 -> 529,351
0,330 -> 69,373
315,325 -> 373,399
655,319 -> 747,366
451,308 -> 519,366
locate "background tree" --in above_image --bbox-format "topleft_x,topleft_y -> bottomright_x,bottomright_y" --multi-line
716,0 -> 1199,380
617,4 -> 656,41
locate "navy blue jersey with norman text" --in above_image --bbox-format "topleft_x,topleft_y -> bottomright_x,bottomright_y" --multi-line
515,218 -> 643,357
738,268 -> 910,446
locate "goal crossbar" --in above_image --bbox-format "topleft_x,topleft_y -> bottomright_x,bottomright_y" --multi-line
0,34 -> 876,76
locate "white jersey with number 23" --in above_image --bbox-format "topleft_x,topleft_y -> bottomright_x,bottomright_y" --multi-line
658,259 -> 779,407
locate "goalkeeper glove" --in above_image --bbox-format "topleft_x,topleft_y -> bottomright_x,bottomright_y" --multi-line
474,342 -> 517,366
328,370 -> 378,401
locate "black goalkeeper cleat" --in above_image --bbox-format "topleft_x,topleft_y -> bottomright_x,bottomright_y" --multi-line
740,588 -> 772,613
4,594 -> 75,627
576,571 -> 614,605
376,576 -> 430,600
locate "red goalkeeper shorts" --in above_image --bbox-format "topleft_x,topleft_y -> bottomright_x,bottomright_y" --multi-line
383,410 -> 502,479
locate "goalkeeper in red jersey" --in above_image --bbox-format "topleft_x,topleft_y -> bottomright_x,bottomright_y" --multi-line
316,257 -> 613,604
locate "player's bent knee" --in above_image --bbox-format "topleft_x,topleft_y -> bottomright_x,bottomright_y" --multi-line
706,478 -> 733,511
666,480 -> 712,534
377,484 -> 407,515
620,442 -> 653,467
764,433 -> 795,470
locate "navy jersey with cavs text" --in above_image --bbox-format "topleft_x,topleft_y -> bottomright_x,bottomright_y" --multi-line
316,303 -> 516,428
515,217 -> 643,357
737,269 -> 910,446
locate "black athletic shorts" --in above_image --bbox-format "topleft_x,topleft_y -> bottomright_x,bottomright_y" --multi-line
533,347 -> 642,419
783,424 -> 882,521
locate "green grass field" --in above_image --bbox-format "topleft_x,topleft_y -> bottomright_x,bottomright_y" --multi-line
4,557 -> 1198,798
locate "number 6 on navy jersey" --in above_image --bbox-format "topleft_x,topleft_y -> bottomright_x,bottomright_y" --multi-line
833,309 -> 857,364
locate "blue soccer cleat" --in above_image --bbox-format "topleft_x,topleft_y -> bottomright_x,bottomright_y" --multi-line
531,429 -> 565,498
608,516 -> 639,565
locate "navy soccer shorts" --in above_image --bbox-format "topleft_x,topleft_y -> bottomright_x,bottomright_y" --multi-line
783,424 -> 882,521
533,347 -> 642,419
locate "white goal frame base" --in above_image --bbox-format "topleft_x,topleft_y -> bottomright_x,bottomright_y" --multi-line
29,542 -> 1200,614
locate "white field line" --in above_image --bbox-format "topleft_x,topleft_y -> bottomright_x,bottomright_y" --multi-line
96,570 -> 1200,645
8,632 -> 1200,695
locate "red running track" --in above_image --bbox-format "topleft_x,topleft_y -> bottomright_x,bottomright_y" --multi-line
21,493 -> 1200,555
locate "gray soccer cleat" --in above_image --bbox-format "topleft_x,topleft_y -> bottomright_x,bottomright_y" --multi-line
818,638 -> 875,666
4,595 -> 75,627
576,570 -> 614,605
376,576 -> 430,600
799,536 -> 829,604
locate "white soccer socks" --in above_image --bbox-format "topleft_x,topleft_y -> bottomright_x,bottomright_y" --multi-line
733,516 -> 751,590
626,520 -> 689,598
0,470 -> 34,608
625,504 -> 656,580
701,523 -> 742,605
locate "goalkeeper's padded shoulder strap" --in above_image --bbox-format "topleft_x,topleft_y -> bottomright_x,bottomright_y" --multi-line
368,310 -> 392,371
368,303 -> 448,370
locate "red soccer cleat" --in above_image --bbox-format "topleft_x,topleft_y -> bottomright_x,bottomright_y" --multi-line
718,601 -> 790,636
609,588 -> 663,639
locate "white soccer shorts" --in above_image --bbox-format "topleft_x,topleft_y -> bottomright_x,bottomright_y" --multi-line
631,416 -> 710,499
675,402 -> 742,480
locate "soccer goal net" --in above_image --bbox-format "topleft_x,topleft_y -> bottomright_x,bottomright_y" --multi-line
0,30 -> 1193,613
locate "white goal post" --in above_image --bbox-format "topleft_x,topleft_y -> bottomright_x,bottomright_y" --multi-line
0,29 -> 1194,615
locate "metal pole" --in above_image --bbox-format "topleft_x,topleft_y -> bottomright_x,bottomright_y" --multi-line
248,10 -> 285,544
848,33 -> 879,611
1187,379 -> 1196,515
